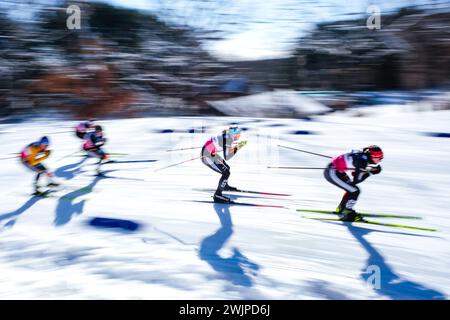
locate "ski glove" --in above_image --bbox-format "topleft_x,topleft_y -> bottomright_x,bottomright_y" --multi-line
37,150 -> 50,159
236,140 -> 247,150
368,165 -> 382,175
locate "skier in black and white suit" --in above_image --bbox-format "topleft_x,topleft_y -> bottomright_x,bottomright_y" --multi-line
324,145 -> 383,221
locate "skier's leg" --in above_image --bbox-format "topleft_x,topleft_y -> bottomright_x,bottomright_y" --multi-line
211,159 -> 232,202
34,172 -> 42,192
337,190 -> 361,211
86,149 -> 104,174
214,166 -> 231,203
324,166 -> 361,219
96,149 -> 108,173
33,164 -> 55,192
201,149 -> 222,174
216,165 -> 230,196
201,149 -> 233,202
220,161 -> 237,191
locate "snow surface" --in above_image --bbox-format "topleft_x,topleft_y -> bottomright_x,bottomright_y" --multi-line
207,90 -> 331,118
1,109 -> 449,299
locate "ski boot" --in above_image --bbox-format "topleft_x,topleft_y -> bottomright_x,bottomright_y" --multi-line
32,182 -> 42,196
213,192 -> 232,204
32,185 -> 50,196
32,188 -> 44,196
47,182 -> 60,188
224,184 -> 238,192
339,209 -> 364,222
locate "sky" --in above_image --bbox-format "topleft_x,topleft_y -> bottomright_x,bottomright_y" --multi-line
97,0 -> 450,60
3,0 -> 448,61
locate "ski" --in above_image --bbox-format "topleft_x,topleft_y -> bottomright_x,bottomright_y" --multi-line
90,172 -> 145,181
229,188 -> 291,197
75,153 -> 127,159
32,189 -> 58,197
190,200 -> 287,209
193,188 -> 291,197
303,217 -> 437,232
297,209 -> 422,220
102,159 -> 158,164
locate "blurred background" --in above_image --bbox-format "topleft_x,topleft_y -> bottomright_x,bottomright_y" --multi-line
1,0 -> 450,120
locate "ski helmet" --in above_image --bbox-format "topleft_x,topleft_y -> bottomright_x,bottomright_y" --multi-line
95,125 -> 103,132
40,136 -> 49,146
363,145 -> 383,162
228,125 -> 241,140
87,118 -> 96,127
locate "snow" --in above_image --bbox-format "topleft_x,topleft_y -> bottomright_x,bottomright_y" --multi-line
0,109 -> 449,299
206,90 -> 331,118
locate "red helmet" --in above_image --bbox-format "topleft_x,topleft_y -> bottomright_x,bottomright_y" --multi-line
363,145 -> 383,162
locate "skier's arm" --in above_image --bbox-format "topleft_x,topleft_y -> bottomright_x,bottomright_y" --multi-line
353,169 -> 370,184
28,147 -> 50,166
86,135 -> 105,150
224,145 -> 237,160
351,155 -> 370,184
94,136 -> 106,147
222,133 -> 235,160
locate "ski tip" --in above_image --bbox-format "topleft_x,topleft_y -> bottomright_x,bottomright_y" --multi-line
303,216 -> 438,232
296,208 -> 422,220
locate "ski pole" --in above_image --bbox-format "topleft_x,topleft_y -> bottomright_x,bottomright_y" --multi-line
268,166 -> 356,170
156,143 -> 241,172
104,159 -> 157,164
268,166 -> 327,169
277,145 -> 332,159
166,147 -> 202,152
56,150 -> 82,161
166,139 -> 247,152
44,130 -> 73,134
0,155 -> 19,160
153,155 -> 205,172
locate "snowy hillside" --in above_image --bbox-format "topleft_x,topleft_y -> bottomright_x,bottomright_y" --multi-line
1,110 -> 449,299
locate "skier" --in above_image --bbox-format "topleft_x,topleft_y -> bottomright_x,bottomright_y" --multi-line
83,125 -> 109,174
201,125 -> 247,203
324,145 -> 384,221
20,136 -> 59,194
75,119 -> 95,139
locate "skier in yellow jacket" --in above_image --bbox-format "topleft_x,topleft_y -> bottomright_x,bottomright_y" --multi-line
20,136 -> 59,194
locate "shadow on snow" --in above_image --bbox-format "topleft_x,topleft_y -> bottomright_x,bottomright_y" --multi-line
54,172 -> 109,226
54,156 -> 89,180
346,225 -> 446,299
0,196 -> 45,230
199,203 -> 260,287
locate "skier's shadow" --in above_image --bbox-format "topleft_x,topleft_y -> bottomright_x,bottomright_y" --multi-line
55,156 -> 88,180
0,196 -> 44,229
54,172 -> 109,226
199,203 -> 260,287
346,225 -> 446,299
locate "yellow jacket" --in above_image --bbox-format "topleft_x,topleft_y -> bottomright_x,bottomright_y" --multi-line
21,144 -> 50,166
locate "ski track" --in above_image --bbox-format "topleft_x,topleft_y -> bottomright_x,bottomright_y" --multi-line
0,111 -> 449,299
